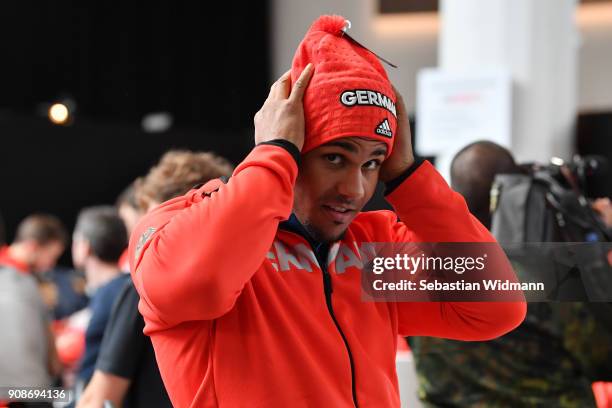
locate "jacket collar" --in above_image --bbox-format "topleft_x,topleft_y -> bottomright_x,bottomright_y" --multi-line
279,214 -> 329,266
0,246 -> 30,274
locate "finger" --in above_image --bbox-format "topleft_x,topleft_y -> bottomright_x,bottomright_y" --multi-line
289,63 -> 314,102
270,70 -> 292,100
391,85 -> 408,119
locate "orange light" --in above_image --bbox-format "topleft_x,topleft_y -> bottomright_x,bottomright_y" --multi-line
49,103 -> 69,125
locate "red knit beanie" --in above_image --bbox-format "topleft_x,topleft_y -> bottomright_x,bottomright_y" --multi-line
291,15 -> 397,155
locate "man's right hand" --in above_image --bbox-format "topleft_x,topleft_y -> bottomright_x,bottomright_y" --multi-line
254,63 -> 314,151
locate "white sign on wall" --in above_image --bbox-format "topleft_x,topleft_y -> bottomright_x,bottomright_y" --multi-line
416,68 -> 512,157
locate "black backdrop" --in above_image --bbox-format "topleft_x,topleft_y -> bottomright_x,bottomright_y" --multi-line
576,111 -> 612,199
0,1 -> 271,261
0,2 -> 270,128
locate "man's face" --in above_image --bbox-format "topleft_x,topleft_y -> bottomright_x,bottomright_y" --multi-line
71,233 -> 88,270
118,203 -> 143,236
294,137 -> 387,243
31,241 -> 64,273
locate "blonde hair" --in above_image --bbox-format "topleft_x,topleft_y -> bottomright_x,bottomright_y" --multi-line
136,150 -> 234,211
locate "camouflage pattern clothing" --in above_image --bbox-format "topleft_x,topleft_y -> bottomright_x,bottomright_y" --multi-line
409,302 -> 612,407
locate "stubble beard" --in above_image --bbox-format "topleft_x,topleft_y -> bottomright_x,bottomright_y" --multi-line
302,219 -> 347,244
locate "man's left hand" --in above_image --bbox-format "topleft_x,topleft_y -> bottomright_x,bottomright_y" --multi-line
379,86 -> 415,183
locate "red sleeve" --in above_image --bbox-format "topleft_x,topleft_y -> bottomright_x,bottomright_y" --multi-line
129,144 -> 297,331
386,161 -> 526,340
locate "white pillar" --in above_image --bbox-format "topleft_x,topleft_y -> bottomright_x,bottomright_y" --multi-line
439,0 -> 579,163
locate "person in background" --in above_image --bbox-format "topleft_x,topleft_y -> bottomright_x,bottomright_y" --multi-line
590,196 -> 612,408
592,197 -> 612,232
448,141 -> 519,229
76,150 -> 233,408
44,265 -> 89,320
72,206 -> 129,391
0,214 -> 66,398
133,150 -> 234,211
116,182 -> 143,272
409,141 -> 612,407
116,182 -> 142,238
0,214 -> 67,275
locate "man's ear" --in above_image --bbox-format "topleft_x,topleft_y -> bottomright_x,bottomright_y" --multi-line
74,237 -> 92,259
82,240 -> 93,257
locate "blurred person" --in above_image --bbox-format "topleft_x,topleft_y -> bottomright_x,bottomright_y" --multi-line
44,266 -> 88,320
409,141 -> 612,407
0,214 -> 67,275
450,141 -> 519,229
592,197 -> 612,230
0,214 -> 66,393
0,213 -> 73,315
134,149 -> 234,211
592,197 -> 612,268
42,266 -> 88,389
77,150 -> 233,408
128,16 -> 525,407
116,183 -> 144,272
72,206 -> 129,390
116,183 -> 142,237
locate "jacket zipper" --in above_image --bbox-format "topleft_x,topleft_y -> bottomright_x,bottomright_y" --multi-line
321,261 -> 359,407
279,226 -> 359,407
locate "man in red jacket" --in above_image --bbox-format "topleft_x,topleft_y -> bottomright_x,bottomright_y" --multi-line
129,15 -> 526,408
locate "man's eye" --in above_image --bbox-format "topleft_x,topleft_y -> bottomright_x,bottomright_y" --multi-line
363,160 -> 381,170
325,154 -> 342,164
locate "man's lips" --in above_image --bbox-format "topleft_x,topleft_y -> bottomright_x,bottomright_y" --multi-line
322,204 -> 356,224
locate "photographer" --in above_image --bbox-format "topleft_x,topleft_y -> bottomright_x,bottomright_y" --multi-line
410,141 -> 612,407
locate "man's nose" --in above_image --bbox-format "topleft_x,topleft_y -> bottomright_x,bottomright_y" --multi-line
336,168 -> 365,201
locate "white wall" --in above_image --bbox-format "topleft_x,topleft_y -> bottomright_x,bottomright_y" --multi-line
577,3 -> 612,112
271,0 -> 612,114
439,0 -> 578,164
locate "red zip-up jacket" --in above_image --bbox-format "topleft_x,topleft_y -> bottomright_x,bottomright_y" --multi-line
129,144 -> 526,407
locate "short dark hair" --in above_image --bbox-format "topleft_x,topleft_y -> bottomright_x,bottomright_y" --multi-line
14,214 -> 68,246
74,206 -> 127,263
450,141 -> 520,229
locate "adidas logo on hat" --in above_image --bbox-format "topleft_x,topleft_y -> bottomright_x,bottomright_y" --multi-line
375,119 -> 392,138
